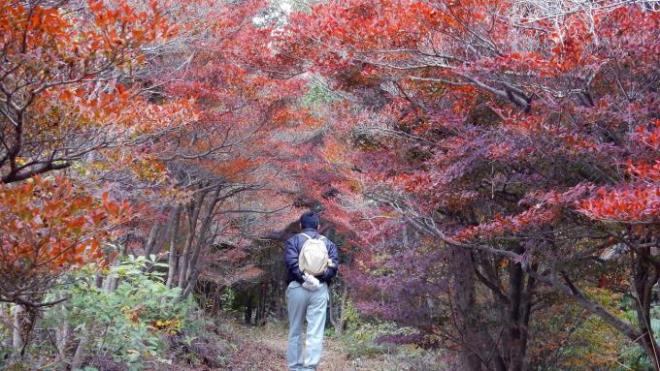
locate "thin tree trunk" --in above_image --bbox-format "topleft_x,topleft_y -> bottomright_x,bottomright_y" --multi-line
505,259 -> 529,371
450,248 -> 486,371
518,267 -> 535,371
0,304 -> 10,349
256,282 -> 267,326
11,304 -> 23,358
94,273 -> 103,289
177,248 -> 189,290
504,246 -> 534,371
71,324 -> 89,370
245,295 -> 253,325
180,187 -> 222,298
451,248 -> 507,371
633,249 -> 660,370
185,188 -> 221,283
143,220 -> 162,260
179,194 -> 204,289
52,301 -> 70,364
180,268 -> 200,300
337,284 -> 349,335
166,206 -> 182,289
328,286 -> 337,330
103,259 -> 120,293
184,238 -> 206,289
55,307 -> 70,363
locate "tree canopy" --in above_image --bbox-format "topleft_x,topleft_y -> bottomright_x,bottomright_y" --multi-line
0,0 -> 658,369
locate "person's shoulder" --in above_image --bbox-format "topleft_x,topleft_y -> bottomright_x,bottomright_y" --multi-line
285,233 -> 302,244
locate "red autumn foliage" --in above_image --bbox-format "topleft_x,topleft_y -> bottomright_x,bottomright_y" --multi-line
276,0 -> 659,368
0,176 -> 129,305
0,0 -> 190,306
0,0 -> 658,368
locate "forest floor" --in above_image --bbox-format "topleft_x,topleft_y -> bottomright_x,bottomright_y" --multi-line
224,320 -> 392,371
164,314 -> 446,370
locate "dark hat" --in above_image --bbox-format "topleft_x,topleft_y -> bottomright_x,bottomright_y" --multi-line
300,211 -> 320,229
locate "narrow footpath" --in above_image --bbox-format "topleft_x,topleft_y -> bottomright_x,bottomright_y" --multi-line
226,322 -> 390,371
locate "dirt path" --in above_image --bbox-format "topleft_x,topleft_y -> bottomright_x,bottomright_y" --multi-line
227,322 -> 389,371
258,330 -> 351,370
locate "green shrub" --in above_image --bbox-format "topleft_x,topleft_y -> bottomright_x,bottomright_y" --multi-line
339,300 -> 415,359
616,306 -> 660,370
43,255 -> 196,370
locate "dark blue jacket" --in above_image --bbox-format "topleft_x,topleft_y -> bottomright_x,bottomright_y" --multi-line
284,228 -> 339,284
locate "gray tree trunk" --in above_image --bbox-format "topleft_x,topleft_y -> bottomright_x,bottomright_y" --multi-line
71,324 -> 89,370
450,248 -> 507,371
166,206 -> 182,288
55,312 -> 70,363
11,304 -> 24,358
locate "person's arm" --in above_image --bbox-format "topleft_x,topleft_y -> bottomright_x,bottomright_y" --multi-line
320,239 -> 339,282
284,236 -> 304,283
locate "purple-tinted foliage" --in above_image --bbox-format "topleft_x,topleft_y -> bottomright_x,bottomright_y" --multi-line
346,231 -> 450,331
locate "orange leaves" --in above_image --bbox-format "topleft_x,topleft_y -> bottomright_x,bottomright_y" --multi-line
486,142 -> 513,159
102,191 -> 132,225
626,160 -> 660,182
0,1 -> 197,184
321,137 -> 346,165
295,0 -> 439,54
149,318 -> 182,335
1,1 -> 174,64
452,186 -> 597,242
577,185 -> 659,224
632,120 -> 660,151
211,157 -> 258,180
397,173 -> 430,193
38,83 -> 196,143
87,0 -> 176,47
562,134 -> 599,153
454,207 -> 560,242
0,3 -> 70,49
28,6 -> 67,36
0,177 -> 130,275
545,13 -> 597,73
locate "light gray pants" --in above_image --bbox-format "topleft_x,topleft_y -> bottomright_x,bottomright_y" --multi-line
286,281 -> 329,371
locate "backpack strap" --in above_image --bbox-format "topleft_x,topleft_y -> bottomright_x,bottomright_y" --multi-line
300,232 -> 325,241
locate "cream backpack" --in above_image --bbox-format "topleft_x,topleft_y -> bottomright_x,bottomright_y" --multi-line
298,233 -> 334,275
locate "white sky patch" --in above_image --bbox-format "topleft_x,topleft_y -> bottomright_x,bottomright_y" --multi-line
279,0 -> 293,14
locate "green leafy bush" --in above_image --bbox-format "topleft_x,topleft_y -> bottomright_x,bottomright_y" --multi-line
43,255 -> 196,370
339,300 -> 412,359
616,306 -> 660,370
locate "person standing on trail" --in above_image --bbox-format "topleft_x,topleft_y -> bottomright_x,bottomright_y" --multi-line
284,211 -> 339,371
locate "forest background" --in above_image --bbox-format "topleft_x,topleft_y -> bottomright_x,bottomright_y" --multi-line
0,0 -> 658,370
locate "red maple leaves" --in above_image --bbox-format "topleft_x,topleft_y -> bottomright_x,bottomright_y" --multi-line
578,185 -> 659,224
0,177 -> 129,273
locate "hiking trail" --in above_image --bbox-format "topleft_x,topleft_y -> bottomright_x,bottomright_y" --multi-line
225,321 -> 390,371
